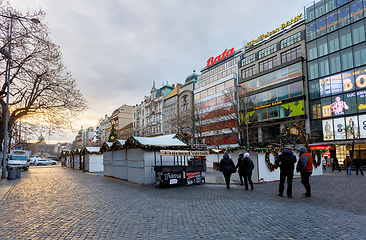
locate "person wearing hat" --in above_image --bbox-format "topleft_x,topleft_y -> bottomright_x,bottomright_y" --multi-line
236,153 -> 245,185
219,151 -> 236,189
296,146 -> 313,197
275,147 -> 297,198
239,152 -> 255,190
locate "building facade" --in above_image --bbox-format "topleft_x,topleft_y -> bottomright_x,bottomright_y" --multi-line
194,47 -> 243,148
238,15 -> 307,146
305,0 -> 366,161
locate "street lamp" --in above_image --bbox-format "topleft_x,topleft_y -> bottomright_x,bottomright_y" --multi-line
1,14 -> 40,178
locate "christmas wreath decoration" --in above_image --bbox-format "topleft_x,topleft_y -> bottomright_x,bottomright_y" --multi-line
311,150 -> 322,168
279,123 -> 308,149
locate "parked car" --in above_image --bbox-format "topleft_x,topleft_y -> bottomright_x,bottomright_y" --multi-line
34,158 -> 57,165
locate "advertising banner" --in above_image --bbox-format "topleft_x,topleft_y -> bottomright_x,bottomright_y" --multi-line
334,117 -> 346,140
322,119 -> 334,141
346,115 -> 359,139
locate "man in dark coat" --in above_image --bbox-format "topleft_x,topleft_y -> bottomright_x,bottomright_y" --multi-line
236,153 -> 244,185
353,156 -> 364,176
239,153 -> 255,190
275,147 -> 297,198
220,151 -> 236,189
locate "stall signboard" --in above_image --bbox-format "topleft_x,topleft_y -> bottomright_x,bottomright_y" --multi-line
160,150 -> 209,156
310,145 -> 335,151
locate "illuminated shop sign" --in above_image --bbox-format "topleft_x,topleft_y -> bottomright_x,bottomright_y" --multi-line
206,48 -> 235,68
254,101 -> 283,110
247,13 -> 303,48
307,0 -> 364,32
309,145 -> 335,151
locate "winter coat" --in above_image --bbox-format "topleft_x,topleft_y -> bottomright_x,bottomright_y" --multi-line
353,158 -> 363,167
275,149 -> 296,172
239,157 -> 254,175
220,154 -> 236,173
296,147 -> 313,173
236,156 -> 243,171
344,158 -> 353,167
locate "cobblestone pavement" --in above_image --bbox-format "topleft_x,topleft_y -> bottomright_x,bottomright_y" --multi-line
0,166 -> 365,240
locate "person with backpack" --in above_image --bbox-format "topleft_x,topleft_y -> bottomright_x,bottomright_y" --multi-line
239,152 -> 255,190
219,151 -> 236,189
275,147 -> 297,198
353,156 -> 364,176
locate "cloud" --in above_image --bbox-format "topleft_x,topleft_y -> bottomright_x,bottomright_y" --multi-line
9,0 -> 308,143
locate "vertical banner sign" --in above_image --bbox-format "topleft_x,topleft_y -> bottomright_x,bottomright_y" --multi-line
346,115 -> 359,139
323,119 -> 334,141
358,114 -> 366,138
334,117 -> 346,140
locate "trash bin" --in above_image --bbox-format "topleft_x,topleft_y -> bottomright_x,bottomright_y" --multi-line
16,167 -> 21,178
7,167 -> 16,180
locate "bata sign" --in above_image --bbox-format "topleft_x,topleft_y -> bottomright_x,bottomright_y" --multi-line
247,13 -> 303,48
206,48 -> 235,68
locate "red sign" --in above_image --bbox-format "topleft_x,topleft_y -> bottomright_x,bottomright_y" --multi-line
309,145 -> 335,151
206,47 -> 235,67
186,172 -> 201,179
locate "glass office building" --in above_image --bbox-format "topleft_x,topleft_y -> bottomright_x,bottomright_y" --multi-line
306,0 -> 366,160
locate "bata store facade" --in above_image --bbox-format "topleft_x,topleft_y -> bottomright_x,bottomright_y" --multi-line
194,47 -> 244,148
306,0 -> 366,162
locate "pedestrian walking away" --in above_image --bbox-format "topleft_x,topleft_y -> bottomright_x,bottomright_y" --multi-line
332,157 -> 341,172
296,147 -> 313,197
219,151 -> 236,189
275,147 -> 297,198
239,152 -> 255,190
344,156 -> 353,175
353,156 -> 364,176
236,153 -> 244,185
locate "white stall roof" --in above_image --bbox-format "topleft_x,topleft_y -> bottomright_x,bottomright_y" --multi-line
85,147 -> 100,153
117,140 -> 126,146
133,134 -> 187,146
105,142 -> 113,147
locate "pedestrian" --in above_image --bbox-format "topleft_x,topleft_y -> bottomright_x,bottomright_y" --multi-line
322,156 -> 327,172
332,157 -> 341,172
236,153 -> 244,185
353,156 -> 364,176
219,151 -> 236,189
275,147 -> 297,198
343,156 -> 352,175
296,147 -> 313,197
239,152 -> 255,190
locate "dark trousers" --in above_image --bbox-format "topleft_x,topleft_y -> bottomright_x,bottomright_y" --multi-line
332,163 -> 341,172
279,170 -> 293,196
223,171 -> 232,189
238,173 -> 243,185
355,166 -> 364,175
243,173 -> 253,190
301,172 -> 312,196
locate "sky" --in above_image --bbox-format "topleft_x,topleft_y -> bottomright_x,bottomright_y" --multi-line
9,0 -> 311,144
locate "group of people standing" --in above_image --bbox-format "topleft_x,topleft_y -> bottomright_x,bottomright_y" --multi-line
343,155 -> 364,175
219,147 -> 314,198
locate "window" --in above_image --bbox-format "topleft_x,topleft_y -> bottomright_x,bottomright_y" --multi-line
339,26 -> 352,49
307,40 -> 317,60
352,20 -> 365,45
328,31 -> 339,53
317,36 -> 328,57
350,0 -> 364,22
329,52 -> 341,74
326,11 -> 338,33
318,56 -> 330,77
259,56 -> 277,72
311,100 -> 321,119
338,5 -> 350,28
309,80 -> 320,99
315,1 -> 325,18
308,60 -> 319,80
341,48 -> 353,70
289,81 -> 303,98
306,20 -> 317,41
242,65 -> 256,79
258,44 -> 277,59
353,43 -> 366,67
241,54 -> 255,66
281,46 -> 302,64
325,0 -> 336,13
280,32 -> 301,49
277,85 -> 289,100
316,16 -> 327,38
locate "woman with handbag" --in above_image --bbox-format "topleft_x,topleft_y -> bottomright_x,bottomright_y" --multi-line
220,151 -> 236,189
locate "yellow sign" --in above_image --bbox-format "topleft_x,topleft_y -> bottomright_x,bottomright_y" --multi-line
247,13 -> 303,48
290,127 -> 299,135
253,100 -> 283,110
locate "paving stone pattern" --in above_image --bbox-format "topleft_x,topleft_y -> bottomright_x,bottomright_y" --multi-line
0,166 -> 365,239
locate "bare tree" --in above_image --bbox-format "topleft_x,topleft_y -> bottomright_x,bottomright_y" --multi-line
0,2 -> 87,150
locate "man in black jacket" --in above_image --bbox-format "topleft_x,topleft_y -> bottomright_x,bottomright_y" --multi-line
353,156 -> 364,176
275,147 -> 297,198
220,151 -> 236,189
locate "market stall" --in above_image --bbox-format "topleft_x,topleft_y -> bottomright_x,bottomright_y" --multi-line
82,147 -> 103,172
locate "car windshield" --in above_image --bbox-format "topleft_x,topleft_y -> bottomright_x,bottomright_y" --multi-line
10,156 -> 27,160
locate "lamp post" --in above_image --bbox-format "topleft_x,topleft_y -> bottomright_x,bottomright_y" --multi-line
1,14 -> 40,178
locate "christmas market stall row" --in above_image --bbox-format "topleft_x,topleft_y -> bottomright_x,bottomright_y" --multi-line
62,147 -> 103,173
99,134 -> 208,187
